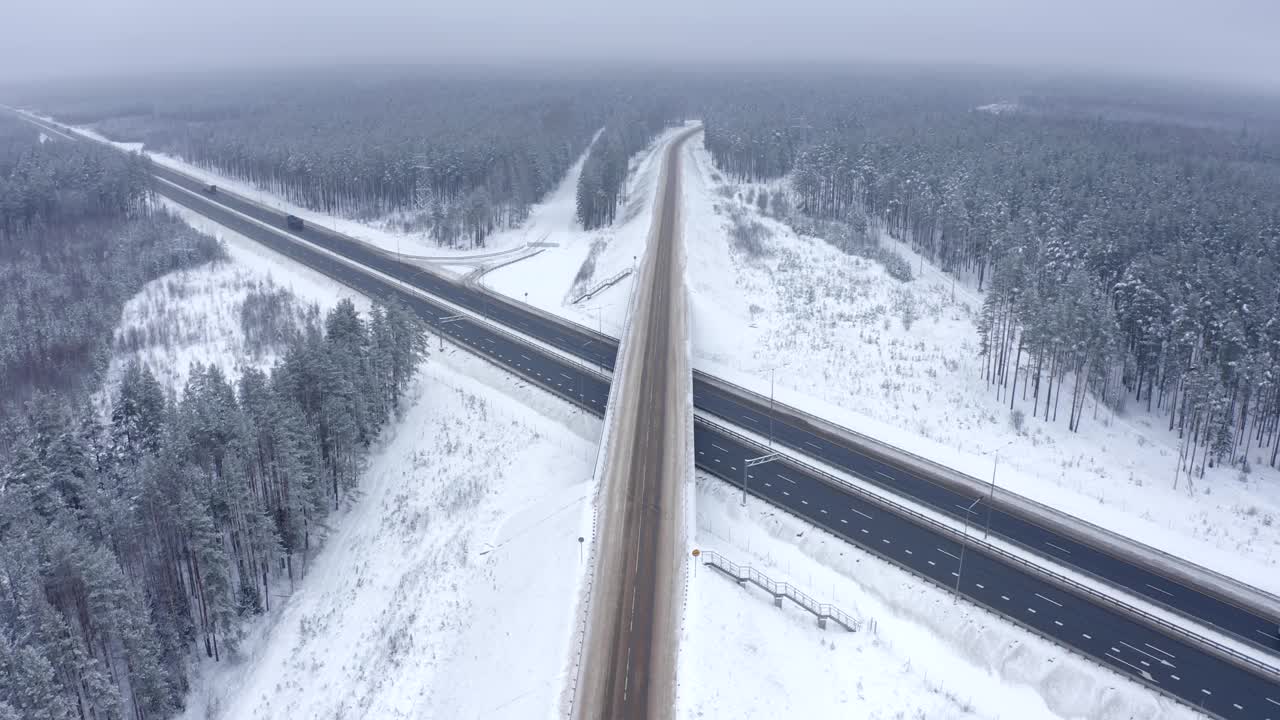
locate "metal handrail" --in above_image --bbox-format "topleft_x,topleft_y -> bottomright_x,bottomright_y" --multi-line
701,549 -> 858,631
695,415 -> 1280,682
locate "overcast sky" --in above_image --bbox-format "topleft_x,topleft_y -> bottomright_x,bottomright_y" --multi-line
3,0 -> 1277,90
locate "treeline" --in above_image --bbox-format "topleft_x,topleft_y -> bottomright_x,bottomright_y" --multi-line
0,116 -> 224,416
576,101 -> 681,229
26,70 -> 636,248
702,74 -> 1280,473
0,299 -> 427,719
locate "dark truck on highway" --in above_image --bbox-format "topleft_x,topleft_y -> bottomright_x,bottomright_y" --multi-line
286,214 -> 304,231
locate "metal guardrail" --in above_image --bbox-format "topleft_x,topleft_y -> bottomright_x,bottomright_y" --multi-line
701,549 -> 858,631
694,369 -> 1280,624
694,415 -> 1280,684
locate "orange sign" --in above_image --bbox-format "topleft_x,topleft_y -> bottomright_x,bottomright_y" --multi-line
691,549 -> 701,557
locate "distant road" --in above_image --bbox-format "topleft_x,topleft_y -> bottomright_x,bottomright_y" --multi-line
14,110 -> 1278,719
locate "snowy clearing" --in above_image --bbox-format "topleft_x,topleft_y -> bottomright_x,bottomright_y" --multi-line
679,137 -> 1280,594
101,199 -> 366,401
104,203 -> 599,720
678,474 -> 1199,720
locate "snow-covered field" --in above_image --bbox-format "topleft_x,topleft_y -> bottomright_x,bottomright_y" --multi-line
677,475 -> 1198,720
679,137 -> 1280,594
102,203 -> 599,720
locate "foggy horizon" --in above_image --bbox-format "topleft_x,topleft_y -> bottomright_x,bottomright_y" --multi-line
4,0 -> 1279,93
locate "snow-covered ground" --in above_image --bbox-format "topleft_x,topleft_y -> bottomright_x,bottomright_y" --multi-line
678,137 -> 1280,595
102,199 -> 366,399
102,202 -> 600,720
483,124 -> 699,338
677,474 -> 1198,720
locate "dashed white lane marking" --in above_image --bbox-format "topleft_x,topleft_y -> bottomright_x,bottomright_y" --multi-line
1044,541 -> 1072,555
1258,629 -> 1279,641
905,549 -> 914,555
840,519 -> 848,524
861,529 -> 869,535
1082,633 -> 1093,640
1145,583 -> 1174,597
1105,653 -> 1158,684
1267,696 -> 1280,707
711,443 -> 729,453
520,354 -> 532,361
1035,593 -> 1063,608
927,560 -> 936,566
938,548 -> 960,560
560,372 -> 573,380
801,499 -> 809,505
1170,674 -> 1180,681
850,508 -> 873,520
781,490 -> 789,496
744,416 -> 758,424
874,470 -> 895,481
974,582 -> 982,588
805,440 -> 822,450
1054,620 -> 1064,626
1233,703 -> 1244,711
1201,689 -> 1212,696
1027,607 -> 1037,614
1144,643 -> 1176,659
763,482 -> 771,488
779,475 -> 797,484
1000,595 -> 1010,601
819,509 -> 828,514
882,538 -> 891,545
1119,640 -> 1176,668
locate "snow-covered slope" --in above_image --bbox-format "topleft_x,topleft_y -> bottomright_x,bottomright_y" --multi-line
677,475 -> 1199,720
679,137 -> 1280,593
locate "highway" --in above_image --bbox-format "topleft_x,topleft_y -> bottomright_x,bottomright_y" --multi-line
14,110 -> 1278,718
576,127 -> 694,720
114,115 -> 1280,659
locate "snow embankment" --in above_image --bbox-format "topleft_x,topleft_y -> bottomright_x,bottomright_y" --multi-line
679,137 -> 1280,595
105,201 -> 600,720
677,475 -> 1198,720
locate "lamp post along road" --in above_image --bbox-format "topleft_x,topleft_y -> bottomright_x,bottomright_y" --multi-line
955,497 -> 981,601
438,315 -> 464,352
743,452 -> 782,506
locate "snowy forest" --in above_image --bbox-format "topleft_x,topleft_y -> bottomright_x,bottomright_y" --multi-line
575,99 -> 682,229
702,74 -> 1280,474
0,114 -> 431,718
24,70 -> 685,247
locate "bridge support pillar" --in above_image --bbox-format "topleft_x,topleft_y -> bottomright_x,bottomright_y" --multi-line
773,596 -> 783,608
817,617 -> 827,630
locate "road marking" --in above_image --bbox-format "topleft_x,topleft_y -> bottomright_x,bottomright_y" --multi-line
744,416 -> 758,424
1256,629 -> 1278,641
1027,607 -> 1037,614
974,582 -> 982,588
1001,595 -> 1010,601
1034,593 -> 1063,608
1145,583 -> 1174,598
927,560 -> 936,566
805,440 -> 822,450
938,548 -> 960,560
781,490 -> 789,496
861,529 -> 869,535
850,508 -> 873,520
1266,697 -> 1280,707
840,519 -> 848,524
714,459 -> 720,464
1054,620 -> 1063,626
560,372 -> 573,380
1170,674 -> 1180,681
697,450 -> 704,455
1044,541 -> 1072,555
779,475 -> 797,484
1105,653 -> 1157,684
801,499 -> 809,505
1119,641 -> 1176,668
956,503 -> 980,514
763,482 -> 772,488
882,538 -> 891,545
819,509 -> 828,514
951,572 -> 959,577
1233,704 -> 1244,711
711,443 -> 729,453
1082,633 -> 1093,640
1201,689 -> 1211,696
905,549 -> 914,555
874,470 -> 895,481
1144,643 -> 1176,659
730,466 -> 737,471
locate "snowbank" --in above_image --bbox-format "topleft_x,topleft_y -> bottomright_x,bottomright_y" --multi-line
679,138 -> 1280,595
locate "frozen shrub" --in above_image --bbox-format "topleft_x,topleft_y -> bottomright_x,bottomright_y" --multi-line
1011,408 -> 1026,434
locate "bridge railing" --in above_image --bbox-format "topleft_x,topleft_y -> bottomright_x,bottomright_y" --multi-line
700,549 -> 858,632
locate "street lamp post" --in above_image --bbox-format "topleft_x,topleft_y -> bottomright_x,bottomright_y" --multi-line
743,452 -> 781,506
764,361 -> 792,448
984,455 -> 998,539
955,497 -> 981,601
438,315 -> 464,352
